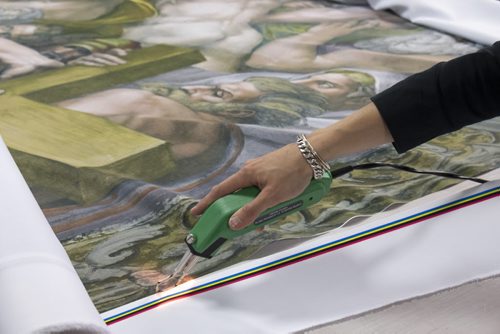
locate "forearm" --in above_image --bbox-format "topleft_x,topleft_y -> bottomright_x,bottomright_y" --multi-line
372,41 -> 500,153
306,102 -> 393,161
191,102 -> 393,227
306,42 -> 500,160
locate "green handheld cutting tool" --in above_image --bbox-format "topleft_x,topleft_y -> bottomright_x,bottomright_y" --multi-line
156,171 -> 332,292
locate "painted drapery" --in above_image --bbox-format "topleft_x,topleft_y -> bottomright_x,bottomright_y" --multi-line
0,0 -> 499,312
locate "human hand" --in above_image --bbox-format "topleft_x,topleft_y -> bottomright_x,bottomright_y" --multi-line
0,37 -> 64,79
191,143 -> 313,230
69,48 -> 127,67
0,56 -> 63,79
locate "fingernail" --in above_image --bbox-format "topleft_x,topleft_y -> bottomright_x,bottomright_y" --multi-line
229,216 -> 243,230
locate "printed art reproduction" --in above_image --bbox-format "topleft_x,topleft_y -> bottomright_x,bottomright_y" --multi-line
0,0 -> 499,312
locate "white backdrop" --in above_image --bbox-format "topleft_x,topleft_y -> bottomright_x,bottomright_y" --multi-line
0,137 -> 108,334
368,0 -> 500,45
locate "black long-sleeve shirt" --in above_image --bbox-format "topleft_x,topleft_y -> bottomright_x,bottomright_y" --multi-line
372,41 -> 500,153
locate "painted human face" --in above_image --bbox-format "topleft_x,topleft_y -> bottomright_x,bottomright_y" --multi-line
293,73 -> 356,108
181,82 -> 262,103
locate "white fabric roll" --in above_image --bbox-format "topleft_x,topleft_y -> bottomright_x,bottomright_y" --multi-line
368,0 -> 500,45
0,137 -> 109,334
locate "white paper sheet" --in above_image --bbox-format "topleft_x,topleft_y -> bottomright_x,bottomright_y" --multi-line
368,0 -> 500,45
0,137 -> 109,334
105,174 -> 500,333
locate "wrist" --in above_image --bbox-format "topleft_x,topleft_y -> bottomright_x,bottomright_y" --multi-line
285,142 -> 313,179
304,102 -> 391,161
296,134 -> 331,179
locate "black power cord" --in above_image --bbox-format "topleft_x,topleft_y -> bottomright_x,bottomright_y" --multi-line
330,162 -> 488,184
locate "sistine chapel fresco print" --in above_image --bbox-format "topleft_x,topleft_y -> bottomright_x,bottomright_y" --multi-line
0,0 -> 499,312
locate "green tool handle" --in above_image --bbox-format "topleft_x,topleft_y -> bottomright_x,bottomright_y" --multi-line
187,171 -> 332,258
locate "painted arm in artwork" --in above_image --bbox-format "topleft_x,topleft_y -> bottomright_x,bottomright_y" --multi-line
0,36 -> 131,79
246,20 -> 452,73
0,0 -> 155,79
193,41 -> 500,230
258,3 -> 374,23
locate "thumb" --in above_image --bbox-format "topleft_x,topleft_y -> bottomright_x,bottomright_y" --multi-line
229,189 -> 279,230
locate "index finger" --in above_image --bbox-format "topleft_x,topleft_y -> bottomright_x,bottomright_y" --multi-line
190,171 -> 254,216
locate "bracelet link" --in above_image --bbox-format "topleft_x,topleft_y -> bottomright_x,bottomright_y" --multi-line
296,134 -> 330,179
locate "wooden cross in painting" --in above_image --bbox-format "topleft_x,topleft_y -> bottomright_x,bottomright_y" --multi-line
0,45 -> 204,203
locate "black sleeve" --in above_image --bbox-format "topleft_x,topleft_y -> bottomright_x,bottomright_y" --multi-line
371,41 -> 500,153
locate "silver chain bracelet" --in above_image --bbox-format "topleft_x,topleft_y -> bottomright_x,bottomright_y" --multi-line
296,134 -> 330,179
